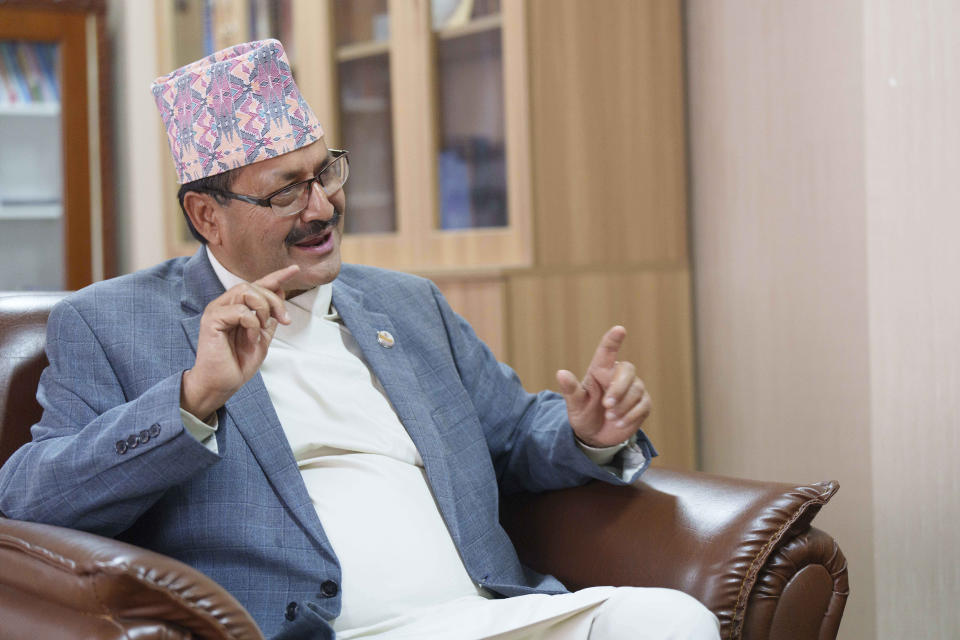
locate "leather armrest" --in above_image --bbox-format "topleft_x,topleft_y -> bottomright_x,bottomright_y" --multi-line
500,467 -> 845,640
0,517 -> 263,640
744,526 -> 848,640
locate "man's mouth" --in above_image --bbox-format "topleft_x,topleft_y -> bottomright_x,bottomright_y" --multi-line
286,210 -> 342,249
293,229 -> 333,248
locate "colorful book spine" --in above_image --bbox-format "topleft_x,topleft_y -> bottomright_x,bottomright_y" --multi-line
0,55 -> 13,105
0,43 -> 30,103
26,44 -> 57,103
17,43 -> 44,102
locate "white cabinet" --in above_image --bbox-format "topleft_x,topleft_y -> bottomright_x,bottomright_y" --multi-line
0,43 -> 64,290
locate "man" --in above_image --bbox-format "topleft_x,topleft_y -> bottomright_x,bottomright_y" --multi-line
0,40 -> 718,639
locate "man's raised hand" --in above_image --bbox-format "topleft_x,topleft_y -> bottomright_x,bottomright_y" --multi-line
180,265 -> 300,421
555,326 -> 652,448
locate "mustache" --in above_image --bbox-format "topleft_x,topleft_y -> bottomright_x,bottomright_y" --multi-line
284,208 -> 343,246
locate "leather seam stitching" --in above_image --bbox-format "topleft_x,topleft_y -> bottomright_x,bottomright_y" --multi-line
728,491 -> 830,640
0,533 -> 239,637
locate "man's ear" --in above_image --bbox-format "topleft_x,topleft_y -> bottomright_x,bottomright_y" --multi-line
183,191 -> 224,245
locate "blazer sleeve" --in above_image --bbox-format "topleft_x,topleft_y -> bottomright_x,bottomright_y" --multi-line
0,298 -> 219,536
428,284 -> 656,495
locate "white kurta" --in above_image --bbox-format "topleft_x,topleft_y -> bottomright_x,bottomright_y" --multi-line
256,286 -> 620,638
258,284 -> 487,630
199,251 -> 712,639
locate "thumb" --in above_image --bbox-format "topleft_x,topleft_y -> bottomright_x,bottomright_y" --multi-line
556,369 -> 587,408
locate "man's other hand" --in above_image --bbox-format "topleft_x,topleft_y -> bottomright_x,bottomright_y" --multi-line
180,265 -> 300,421
556,326 -> 652,449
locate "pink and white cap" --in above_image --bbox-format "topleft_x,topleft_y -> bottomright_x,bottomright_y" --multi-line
151,39 -> 323,184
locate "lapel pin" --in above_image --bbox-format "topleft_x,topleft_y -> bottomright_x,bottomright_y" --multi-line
377,330 -> 395,348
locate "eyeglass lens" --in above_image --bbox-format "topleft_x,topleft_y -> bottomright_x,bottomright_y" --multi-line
270,155 -> 349,216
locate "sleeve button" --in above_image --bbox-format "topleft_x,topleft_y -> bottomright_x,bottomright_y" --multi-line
319,580 -> 338,598
138,429 -> 150,444
126,434 -> 139,449
285,601 -> 298,621
115,440 -> 128,454
149,423 -> 161,437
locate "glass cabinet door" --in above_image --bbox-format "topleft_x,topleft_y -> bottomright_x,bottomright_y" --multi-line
333,0 -> 396,235
432,0 -> 506,231
0,40 -> 63,290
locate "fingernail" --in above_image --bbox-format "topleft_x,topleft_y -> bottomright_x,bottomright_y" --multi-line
605,411 -> 616,421
616,420 -> 625,428
283,311 -> 291,323
604,397 -> 615,408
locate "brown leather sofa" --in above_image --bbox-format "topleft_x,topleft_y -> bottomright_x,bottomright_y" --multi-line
0,292 -> 848,639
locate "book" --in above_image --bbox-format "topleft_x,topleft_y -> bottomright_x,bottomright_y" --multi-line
35,44 -> 60,102
17,43 -> 45,102
0,43 -> 30,103
0,54 -> 14,105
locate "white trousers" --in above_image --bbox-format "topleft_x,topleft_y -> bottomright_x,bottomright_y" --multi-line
337,586 -> 721,640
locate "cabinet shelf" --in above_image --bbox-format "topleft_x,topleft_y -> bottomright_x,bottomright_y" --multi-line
0,198 -> 61,220
336,39 -> 389,62
436,13 -> 501,41
0,102 -> 60,116
341,95 -> 388,113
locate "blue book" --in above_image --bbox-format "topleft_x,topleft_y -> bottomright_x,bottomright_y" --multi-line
439,149 -> 472,230
34,44 -> 60,102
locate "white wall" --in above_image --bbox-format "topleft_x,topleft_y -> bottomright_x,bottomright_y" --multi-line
687,1 -> 959,638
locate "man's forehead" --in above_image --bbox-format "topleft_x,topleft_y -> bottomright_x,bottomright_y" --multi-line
240,139 -> 328,188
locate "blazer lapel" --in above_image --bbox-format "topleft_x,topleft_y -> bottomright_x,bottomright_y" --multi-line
178,248 -> 330,550
332,279 -> 461,528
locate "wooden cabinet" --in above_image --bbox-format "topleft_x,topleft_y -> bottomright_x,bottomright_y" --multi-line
156,0 -> 695,468
290,0 -> 532,272
0,0 -> 114,290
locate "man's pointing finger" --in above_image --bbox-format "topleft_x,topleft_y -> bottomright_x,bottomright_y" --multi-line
587,325 -> 627,373
252,265 -> 301,324
255,264 -> 301,292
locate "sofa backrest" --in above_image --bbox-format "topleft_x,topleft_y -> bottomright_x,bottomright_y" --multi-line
0,292 -> 65,465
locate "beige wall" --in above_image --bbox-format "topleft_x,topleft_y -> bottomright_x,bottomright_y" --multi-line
688,1 -> 959,638
108,0 -> 167,273
864,1 -> 960,637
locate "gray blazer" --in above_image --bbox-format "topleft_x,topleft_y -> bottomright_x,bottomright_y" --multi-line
0,248 -> 655,638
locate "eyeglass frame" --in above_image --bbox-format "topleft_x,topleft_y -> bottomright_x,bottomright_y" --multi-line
195,148 -> 349,216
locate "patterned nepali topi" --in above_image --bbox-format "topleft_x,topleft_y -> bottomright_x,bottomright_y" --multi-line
151,39 -> 323,184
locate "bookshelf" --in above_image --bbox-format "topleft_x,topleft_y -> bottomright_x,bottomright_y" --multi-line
0,0 -> 114,291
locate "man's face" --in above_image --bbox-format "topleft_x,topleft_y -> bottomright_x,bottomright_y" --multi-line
208,138 -> 346,293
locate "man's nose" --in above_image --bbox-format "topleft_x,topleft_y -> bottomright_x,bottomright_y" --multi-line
299,180 -> 336,221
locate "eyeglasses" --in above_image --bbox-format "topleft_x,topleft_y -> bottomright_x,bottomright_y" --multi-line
202,149 -> 350,217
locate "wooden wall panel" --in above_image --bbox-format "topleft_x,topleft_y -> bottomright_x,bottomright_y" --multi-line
507,268 -> 695,469
526,0 -> 688,269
